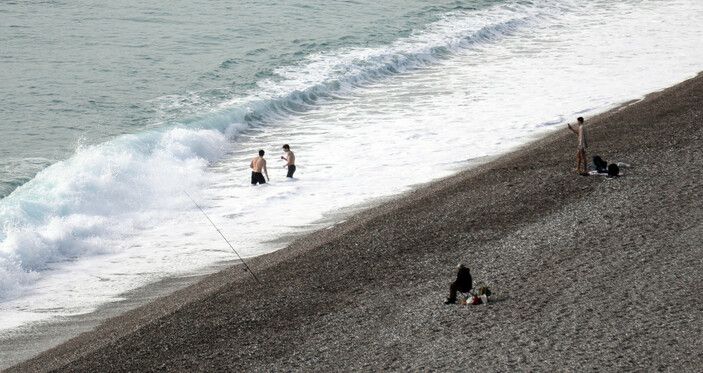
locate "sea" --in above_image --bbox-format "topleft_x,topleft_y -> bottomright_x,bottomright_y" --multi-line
1,0 -> 702,365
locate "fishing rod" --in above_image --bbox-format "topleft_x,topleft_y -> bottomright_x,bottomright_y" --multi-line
183,191 -> 261,284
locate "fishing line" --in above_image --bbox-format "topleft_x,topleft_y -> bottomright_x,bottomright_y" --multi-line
183,191 -> 261,284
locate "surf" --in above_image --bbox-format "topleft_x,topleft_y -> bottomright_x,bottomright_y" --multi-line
0,1 -> 546,304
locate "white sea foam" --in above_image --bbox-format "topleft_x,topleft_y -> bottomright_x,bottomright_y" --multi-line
0,127 -> 231,298
1,0 -> 702,336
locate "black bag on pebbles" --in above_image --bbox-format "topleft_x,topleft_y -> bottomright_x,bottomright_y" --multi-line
607,163 -> 620,178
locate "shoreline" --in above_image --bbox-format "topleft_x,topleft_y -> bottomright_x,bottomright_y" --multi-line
0,148 -> 504,369
8,72 -> 703,371
0,268 -> 216,369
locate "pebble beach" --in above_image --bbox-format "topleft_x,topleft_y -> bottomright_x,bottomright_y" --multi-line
9,73 -> 703,372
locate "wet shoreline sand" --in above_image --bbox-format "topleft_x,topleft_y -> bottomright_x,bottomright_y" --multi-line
9,73 -> 703,371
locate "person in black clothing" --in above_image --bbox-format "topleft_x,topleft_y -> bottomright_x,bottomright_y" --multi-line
445,263 -> 472,304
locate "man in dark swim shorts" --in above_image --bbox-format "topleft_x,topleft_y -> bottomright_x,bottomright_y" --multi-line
250,149 -> 269,185
281,144 -> 296,178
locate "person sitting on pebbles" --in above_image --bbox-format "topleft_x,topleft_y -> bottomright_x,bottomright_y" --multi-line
444,263 -> 472,305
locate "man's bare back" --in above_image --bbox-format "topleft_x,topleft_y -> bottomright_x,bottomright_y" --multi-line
250,149 -> 269,185
251,156 -> 266,172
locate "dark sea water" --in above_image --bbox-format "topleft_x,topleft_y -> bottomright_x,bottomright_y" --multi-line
0,0 -> 475,197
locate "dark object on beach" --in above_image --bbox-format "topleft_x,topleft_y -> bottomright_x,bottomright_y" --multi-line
445,263 -> 472,304
607,163 -> 620,178
593,155 -> 608,173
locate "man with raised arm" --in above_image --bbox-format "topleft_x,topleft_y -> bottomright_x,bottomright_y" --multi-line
250,149 -> 269,185
567,116 -> 589,175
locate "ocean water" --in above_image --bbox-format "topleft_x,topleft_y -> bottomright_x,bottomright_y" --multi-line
1,0 -> 702,346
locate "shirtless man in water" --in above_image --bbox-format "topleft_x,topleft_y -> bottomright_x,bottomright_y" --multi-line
280,144 -> 296,178
567,117 -> 588,175
250,149 -> 269,185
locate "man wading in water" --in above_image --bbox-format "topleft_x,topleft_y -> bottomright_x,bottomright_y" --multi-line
280,144 -> 296,178
568,116 -> 589,175
250,149 -> 269,185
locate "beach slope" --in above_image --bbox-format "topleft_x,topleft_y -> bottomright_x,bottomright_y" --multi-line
10,73 -> 703,371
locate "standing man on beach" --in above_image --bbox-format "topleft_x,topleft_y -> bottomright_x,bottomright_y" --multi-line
280,144 -> 296,178
567,117 -> 588,175
250,149 -> 269,185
